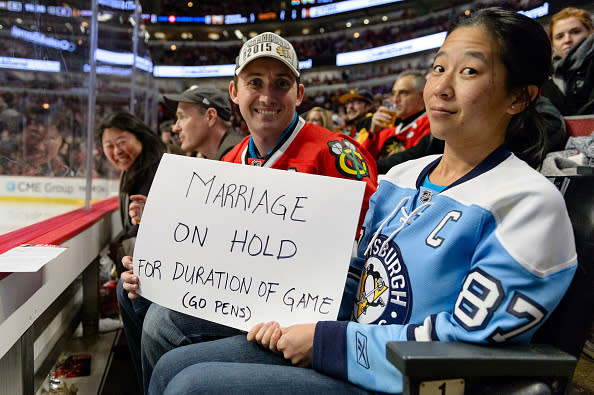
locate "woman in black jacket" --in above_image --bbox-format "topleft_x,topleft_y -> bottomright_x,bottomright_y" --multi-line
97,112 -> 166,274
542,7 -> 594,116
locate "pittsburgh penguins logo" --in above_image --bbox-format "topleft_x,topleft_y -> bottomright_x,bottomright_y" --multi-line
355,234 -> 412,325
356,263 -> 388,317
328,139 -> 370,180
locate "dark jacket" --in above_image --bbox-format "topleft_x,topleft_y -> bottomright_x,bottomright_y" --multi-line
376,134 -> 444,174
542,34 -> 594,116
215,127 -> 244,160
119,160 -> 161,240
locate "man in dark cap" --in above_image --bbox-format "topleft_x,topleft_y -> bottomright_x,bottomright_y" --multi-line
339,87 -> 374,139
162,85 -> 244,160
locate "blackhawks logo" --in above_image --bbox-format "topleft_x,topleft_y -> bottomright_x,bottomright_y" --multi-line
328,139 -> 369,180
381,138 -> 405,158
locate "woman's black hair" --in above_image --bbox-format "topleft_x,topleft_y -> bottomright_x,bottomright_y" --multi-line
97,112 -> 166,193
450,7 -> 552,168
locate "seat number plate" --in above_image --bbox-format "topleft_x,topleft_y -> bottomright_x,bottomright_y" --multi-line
419,378 -> 465,395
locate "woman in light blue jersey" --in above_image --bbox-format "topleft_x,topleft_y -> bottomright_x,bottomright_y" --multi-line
148,8 -> 577,395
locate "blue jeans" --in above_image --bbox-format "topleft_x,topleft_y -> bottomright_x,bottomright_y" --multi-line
141,303 -> 243,393
116,279 -> 152,391
149,335 -> 372,395
127,276 -> 355,393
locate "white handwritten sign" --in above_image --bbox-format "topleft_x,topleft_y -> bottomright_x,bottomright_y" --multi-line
0,244 -> 68,272
133,154 -> 366,331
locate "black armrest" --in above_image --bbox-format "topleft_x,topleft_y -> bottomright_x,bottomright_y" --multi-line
386,342 -> 577,395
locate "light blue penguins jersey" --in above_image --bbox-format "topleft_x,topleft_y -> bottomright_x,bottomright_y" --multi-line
312,147 -> 577,394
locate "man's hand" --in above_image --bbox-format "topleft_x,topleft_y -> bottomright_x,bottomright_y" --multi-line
121,255 -> 140,299
370,106 -> 396,136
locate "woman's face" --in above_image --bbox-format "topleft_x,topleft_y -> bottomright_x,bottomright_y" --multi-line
101,127 -> 143,171
551,17 -> 590,58
307,110 -> 324,126
424,26 -> 517,150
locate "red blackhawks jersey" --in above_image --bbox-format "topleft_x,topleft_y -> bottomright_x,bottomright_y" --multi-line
222,117 -> 378,232
361,112 -> 431,160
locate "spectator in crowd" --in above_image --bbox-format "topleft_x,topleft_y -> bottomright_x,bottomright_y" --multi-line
0,96 -> 21,135
305,106 -> 335,131
360,70 -> 431,160
0,129 -> 17,162
97,112 -> 166,390
158,119 -> 185,156
162,86 -> 245,160
20,113 -> 73,177
119,32 -> 378,394
148,8 -> 577,395
339,88 -> 374,139
158,119 -> 174,144
542,6 -> 593,115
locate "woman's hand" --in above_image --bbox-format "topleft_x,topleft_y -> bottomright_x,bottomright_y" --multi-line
129,194 -> 147,225
247,322 -> 316,367
121,255 -> 140,299
247,321 -> 282,353
277,323 -> 316,368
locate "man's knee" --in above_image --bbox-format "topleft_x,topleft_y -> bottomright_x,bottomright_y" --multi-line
143,304 -> 167,340
142,304 -> 187,349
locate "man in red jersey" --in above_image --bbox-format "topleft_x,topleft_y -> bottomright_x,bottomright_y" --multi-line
225,33 -> 377,230
119,32 -> 377,394
360,70 -> 430,160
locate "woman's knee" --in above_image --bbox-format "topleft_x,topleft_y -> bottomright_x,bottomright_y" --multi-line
163,363 -> 233,395
149,346 -> 196,394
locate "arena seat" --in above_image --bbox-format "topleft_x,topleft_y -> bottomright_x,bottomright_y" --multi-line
386,169 -> 594,395
564,114 -> 594,137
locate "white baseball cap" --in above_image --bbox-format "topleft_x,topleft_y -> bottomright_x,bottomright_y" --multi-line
235,32 -> 300,77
